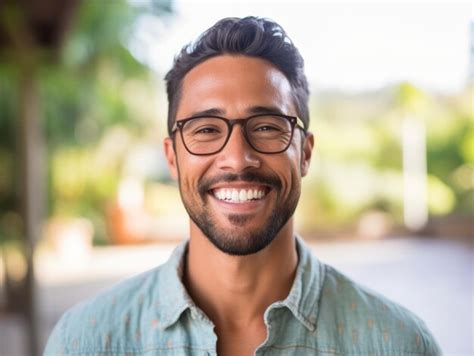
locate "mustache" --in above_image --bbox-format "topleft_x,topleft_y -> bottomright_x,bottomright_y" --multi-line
199,171 -> 282,197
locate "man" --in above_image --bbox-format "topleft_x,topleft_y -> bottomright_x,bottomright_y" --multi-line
45,17 -> 441,355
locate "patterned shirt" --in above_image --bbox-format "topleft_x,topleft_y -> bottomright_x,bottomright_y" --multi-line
44,236 -> 441,355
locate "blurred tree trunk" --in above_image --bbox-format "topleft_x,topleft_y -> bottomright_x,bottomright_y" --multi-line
18,60 -> 43,356
396,83 -> 429,232
402,114 -> 428,230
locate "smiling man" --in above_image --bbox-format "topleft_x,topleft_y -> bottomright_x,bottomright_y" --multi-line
45,17 -> 441,355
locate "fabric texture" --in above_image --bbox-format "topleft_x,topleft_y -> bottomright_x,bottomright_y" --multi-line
44,237 -> 441,355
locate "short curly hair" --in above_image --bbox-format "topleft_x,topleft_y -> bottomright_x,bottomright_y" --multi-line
164,16 -> 310,136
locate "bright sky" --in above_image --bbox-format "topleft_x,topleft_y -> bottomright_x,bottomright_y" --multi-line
130,0 -> 472,93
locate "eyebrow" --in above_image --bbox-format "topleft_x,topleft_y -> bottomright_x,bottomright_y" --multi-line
188,106 -> 286,118
188,108 -> 225,117
248,106 -> 286,115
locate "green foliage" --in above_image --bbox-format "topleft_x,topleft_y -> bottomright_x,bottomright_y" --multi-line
0,0 -> 171,245
41,0 -> 157,149
395,82 -> 429,112
297,84 -> 473,231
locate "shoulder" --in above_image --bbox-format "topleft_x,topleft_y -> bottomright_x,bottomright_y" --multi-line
44,264 -> 167,355
316,264 -> 441,355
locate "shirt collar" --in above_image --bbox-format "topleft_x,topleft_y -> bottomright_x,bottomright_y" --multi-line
156,240 -> 195,329
156,236 -> 325,331
273,235 -> 325,331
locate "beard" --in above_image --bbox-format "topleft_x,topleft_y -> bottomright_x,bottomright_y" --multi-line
178,170 -> 300,256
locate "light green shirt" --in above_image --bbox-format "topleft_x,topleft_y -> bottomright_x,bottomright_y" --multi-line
44,236 -> 441,355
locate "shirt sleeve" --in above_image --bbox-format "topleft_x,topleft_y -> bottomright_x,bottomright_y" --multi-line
420,321 -> 443,356
43,313 -> 68,356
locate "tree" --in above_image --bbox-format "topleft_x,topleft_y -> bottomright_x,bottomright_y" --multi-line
0,1 -> 171,354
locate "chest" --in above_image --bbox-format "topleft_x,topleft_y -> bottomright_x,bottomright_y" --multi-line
216,325 -> 267,356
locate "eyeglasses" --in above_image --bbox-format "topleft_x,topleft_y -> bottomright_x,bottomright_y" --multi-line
171,114 -> 306,155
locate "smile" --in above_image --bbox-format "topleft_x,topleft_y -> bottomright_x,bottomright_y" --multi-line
210,187 -> 269,203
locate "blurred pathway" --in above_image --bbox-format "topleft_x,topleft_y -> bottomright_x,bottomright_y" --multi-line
0,236 -> 472,356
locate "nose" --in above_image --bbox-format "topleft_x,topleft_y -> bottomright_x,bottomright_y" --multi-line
215,124 -> 261,172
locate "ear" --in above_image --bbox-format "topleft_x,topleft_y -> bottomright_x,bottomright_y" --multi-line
300,132 -> 314,177
164,137 -> 179,181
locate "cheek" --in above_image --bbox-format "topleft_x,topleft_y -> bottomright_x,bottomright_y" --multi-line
286,140 -> 303,174
284,144 -> 303,193
176,148 -> 213,192
271,155 -> 300,198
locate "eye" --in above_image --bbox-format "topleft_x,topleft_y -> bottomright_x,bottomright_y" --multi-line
193,126 -> 221,135
254,125 -> 283,132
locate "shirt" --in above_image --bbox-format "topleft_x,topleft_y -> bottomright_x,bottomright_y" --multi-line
44,236 -> 442,355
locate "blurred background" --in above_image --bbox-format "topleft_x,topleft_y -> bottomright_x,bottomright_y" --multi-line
0,0 -> 472,355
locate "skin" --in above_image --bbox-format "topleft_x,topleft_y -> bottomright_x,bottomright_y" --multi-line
164,55 -> 314,356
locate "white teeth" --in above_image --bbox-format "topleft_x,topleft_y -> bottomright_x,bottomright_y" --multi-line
247,190 -> 253,200
231,190 -> 239,201
213,188 -> 267,202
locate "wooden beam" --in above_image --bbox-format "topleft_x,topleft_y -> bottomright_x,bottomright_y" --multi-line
18,58 -> 43,356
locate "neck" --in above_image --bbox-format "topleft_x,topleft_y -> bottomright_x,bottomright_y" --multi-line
183,219 -> 298,331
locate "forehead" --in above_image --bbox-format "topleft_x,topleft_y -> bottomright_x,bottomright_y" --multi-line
177,55 -> 295,118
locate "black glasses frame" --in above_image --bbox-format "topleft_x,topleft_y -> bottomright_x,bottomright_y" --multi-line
171,114 -> 306,156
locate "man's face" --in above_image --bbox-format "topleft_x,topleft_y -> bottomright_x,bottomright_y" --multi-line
164,55 -> 313,255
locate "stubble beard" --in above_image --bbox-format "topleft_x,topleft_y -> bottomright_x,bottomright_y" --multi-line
179,172 -> 300,256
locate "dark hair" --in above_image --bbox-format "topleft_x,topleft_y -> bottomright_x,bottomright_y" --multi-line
164,16 -> 310,136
